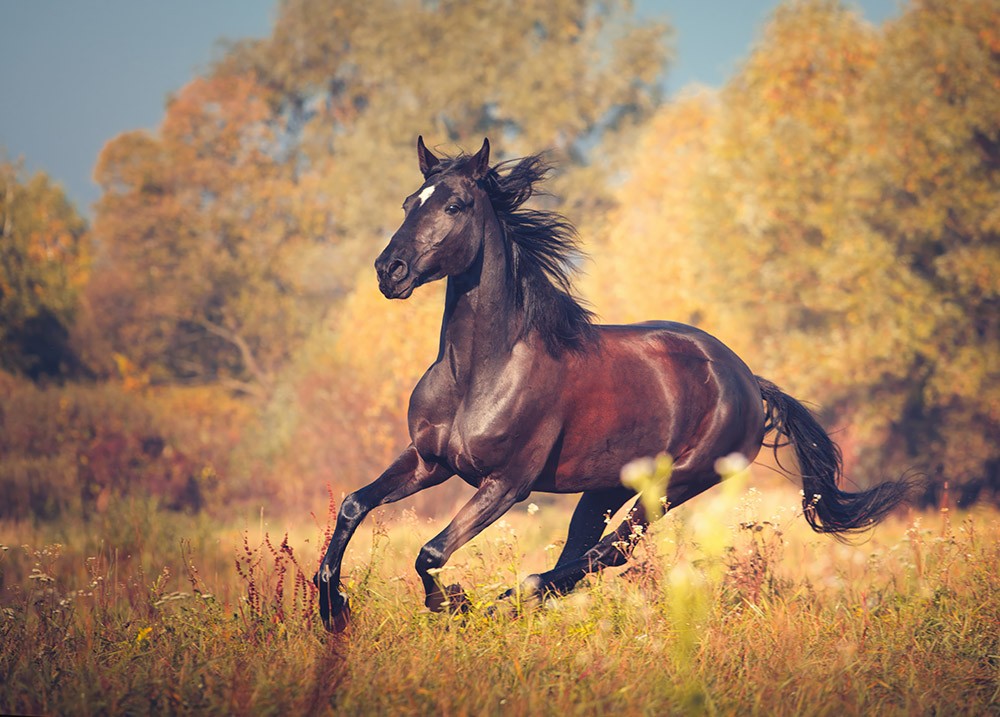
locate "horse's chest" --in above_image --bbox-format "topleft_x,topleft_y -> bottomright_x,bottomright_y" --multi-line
408,417 -> 489,487
407,364 -> 484,469
411,395 -> 513,484
409,349 -> 546,482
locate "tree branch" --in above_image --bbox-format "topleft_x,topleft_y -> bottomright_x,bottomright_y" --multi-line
191,315 -> 273,392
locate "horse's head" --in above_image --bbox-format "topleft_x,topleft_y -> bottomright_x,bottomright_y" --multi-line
375,136 -> 491,299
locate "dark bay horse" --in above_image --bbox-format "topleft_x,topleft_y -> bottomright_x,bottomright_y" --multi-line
315,137 -> 911,631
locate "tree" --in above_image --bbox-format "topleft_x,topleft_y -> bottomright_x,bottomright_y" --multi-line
601,0 -> 891,387
599,0 -> 999,503
849,0 -> 1000,504
0,158 -> 90,379
582,89 -> 720,325
93,0 -> 670,401
92,73 -> 336,394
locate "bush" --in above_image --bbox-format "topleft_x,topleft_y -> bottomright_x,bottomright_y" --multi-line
0,376 -> 241,521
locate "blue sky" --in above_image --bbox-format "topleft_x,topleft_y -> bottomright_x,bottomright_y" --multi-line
0,1 -> 901,217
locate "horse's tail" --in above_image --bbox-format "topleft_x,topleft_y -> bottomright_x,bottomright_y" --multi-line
756,376 -> 913,537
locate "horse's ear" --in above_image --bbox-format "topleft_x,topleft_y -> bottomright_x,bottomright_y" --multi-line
417,136 -> 440,178
470,138 -> 490,180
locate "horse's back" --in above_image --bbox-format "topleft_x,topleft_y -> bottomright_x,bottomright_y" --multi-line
597,320 -> 757,386
583,320 -> 764,468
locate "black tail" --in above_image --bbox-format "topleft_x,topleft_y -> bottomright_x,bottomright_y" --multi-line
756,376 -> 914,537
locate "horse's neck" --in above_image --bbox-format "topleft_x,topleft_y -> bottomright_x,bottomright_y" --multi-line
439,214 -> 521,384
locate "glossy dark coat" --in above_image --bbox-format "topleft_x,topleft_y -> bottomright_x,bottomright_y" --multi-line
314,138 -> 911,631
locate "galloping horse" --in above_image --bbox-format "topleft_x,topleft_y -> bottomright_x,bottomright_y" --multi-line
315,137 -> 911,631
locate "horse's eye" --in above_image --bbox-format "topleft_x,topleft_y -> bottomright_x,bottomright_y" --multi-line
445,204 -> 462,215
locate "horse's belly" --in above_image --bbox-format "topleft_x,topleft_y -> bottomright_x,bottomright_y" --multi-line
535,425 -> 675,493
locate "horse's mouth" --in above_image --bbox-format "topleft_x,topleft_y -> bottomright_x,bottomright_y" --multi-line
379,275 -> 417,300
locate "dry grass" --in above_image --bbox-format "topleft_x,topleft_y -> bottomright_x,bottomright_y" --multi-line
1,480 -> 997,716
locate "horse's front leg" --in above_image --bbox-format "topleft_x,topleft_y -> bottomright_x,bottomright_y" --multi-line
315,444 -> 451,631
415,476 -> 524,612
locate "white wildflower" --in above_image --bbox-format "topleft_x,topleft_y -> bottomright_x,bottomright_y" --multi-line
714,452 -> 750,477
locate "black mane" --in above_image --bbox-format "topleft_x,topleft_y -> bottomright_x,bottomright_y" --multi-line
431,151 -> 596,354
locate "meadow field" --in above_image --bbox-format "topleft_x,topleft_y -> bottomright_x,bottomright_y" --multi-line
1,478 -> 997,716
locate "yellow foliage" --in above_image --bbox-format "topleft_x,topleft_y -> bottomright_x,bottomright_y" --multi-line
112,353 -> 150,393
596,0 -> 998,495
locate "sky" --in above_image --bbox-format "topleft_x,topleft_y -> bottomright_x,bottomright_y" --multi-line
0,1 -> 901,218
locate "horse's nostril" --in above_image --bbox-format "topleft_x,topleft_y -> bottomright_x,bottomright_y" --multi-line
388,259 -> 408,280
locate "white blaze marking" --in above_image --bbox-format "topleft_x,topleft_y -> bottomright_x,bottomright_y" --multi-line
417,184 -> 436,206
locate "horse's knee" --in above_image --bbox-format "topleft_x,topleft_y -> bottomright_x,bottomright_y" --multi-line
314,561 -> 334,586
339,492 -> 365,523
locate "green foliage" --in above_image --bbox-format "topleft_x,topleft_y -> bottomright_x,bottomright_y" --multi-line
0,159 -> 89,379
225,0 -> 668,158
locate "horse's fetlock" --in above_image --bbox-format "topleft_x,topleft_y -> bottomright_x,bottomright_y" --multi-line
519,574 -> 543,596
415,546 -> 444,575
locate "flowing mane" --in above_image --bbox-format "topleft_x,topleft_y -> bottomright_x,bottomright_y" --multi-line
428,151 -> 596,354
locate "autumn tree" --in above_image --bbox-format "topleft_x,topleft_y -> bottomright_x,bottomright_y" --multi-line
599,1 -> 887,382
848,0 -> 1000,503
92,0 -> 668,406
599,0 -> 999,504
215,0 -> 670,249
91,73 -> 337,394
0,158 -> 90,379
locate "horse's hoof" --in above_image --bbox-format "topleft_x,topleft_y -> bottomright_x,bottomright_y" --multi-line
445,584 -> 470,614
327,596 -> 351,633
486,596 -> 518,620
490,575 -> 544,616
487,587 -> 515,616
427,583 -> 469,613
318,584 -> 351,633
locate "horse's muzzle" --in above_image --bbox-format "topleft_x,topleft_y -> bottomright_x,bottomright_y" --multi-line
375,256 -> 415,299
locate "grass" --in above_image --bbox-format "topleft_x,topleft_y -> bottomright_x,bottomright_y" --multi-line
1,481 -> 998,716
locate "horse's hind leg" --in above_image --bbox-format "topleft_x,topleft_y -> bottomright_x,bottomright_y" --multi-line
519,499 -> 652,597
555,487 -> 635,567
521,466 -> 721,599
496,487 -> 633,605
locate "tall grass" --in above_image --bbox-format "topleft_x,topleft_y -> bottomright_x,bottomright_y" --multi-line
1,484 -> 997,716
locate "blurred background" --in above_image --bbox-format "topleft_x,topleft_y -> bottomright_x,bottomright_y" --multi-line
1,0 -> 997,526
